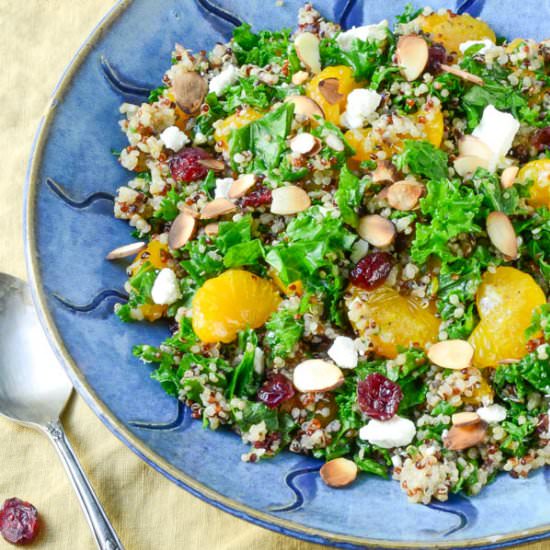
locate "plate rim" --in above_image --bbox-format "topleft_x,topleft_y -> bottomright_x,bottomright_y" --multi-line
22,0 -> 550,547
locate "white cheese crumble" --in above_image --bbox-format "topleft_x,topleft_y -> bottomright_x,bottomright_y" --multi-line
151,268 -> 181,305
209,65 -> 239,96
327,336 -> 358,369
476,404 -> 507,423
471,105 -> 520,171
336,20 -> 388,52
459,39 -> 495,56
341,88 -> 382,129
159,125 -> 189,152
214,177 -> 235,199
359,416 -> 416,449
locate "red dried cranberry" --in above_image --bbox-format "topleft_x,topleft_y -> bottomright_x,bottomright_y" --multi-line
357,373 -> 403,420
426,43 -> 447,74
532,127 -> 550,151
169,147 -> 210,182
257,373 -> 295,409
350,252 -> 393,291
240,187 -> 272,208
0,498 -> 39,545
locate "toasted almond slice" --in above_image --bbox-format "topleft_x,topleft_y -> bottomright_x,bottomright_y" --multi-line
291,70 -> 310,86
376,186 -> 390,201
486,211 -> 518,259
271,186 -> 311,215
452,412 -> 481,427
179,204 -> 200,218
285,95 -> 325,119
325,133 -> 345,152
444,422 -> 487,451
204,222 -> 219,237
440,64 -> 484,86
358,215 -> 396,248
427,340 -> 474,370
372,160 -> 399,184
105,241 -> 146,260
396,35 -> 429,81
453,155 -> 489,177
320,458 -> 358,488
501,165 -> 519,189
168,212 -> 197,249
293,359 -> 344,393
318,78 -> 343,105
290,133 -> 320,155
294,32 -> 321,74
458,135 -> 492,161
198,158 -> 225,171
173,71 -> 208,114
200,198 -> 237,219
228,174 -> 256,199
386,180 -> 424,211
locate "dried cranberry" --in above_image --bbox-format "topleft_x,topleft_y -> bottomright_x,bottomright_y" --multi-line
426,43 -> 447,74
169,147 -> 210,182
0,498 -> 39,545
357,373 -> 403,420
257,373 -> 295,409
240,186 -> 272,208
350,252 -> 393,290
532,127 -> 550,151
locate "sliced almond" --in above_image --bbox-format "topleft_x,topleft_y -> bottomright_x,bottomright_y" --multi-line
290,133 -> 320,155
486,211 -> 518,259
452,412 -> 481,427
179,204 -> 200,218
105,241 -> 146,260
271,186 -> 311,215
173,71 -> 208,115
200,198 -> 237,219
168,212 -> 197,249
294,32 -> 321,74
458,135 -> 492,161
358,215 -> 396,248
325,133 -> 345,152
228,174 -> 256,199
386,180 -> 424,211
320,458 -> 358,488
318,78 -> 343,105
198,158 -> 225,172
291,70 -> 310,86
441,64 -> 484,86
204,222 -> 219,237
372,160 -> 399,184
293,359 -> 344,393
444,422 -> 487,451
501,165 -> 519,189
396,35 -> 429,82
453,155 -> 489,177
285,95 -> 325,120
427,340 -> 474,370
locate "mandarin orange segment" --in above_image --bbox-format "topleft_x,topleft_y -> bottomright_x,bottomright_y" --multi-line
305,66 -> 361,125
214,107 -> 263,150
347,285 -> 440,359
518,158 -> 550,208
419,12 -> 496,55
269,268 -> 303,296
192,269 -> 281,343
130,240 -> 170,276
468,267 -> 546,367
415,103 -> 444,147
140,303 -> 167,322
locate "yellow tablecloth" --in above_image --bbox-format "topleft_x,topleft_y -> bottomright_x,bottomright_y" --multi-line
0,2 -> 546,549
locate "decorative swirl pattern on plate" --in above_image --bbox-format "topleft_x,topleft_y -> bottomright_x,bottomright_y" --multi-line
456,0 -> 486,16
269,465 -> 321,513
337,0 -> 360,28
99,55 -> 152,99
53,289 -> 128,312
46,177 -> 115,208
426,494 -> 478,536
195,0 -> 243,27
129,401 -> 192,431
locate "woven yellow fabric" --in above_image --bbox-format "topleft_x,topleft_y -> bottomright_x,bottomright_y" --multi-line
0,1 -> 545,549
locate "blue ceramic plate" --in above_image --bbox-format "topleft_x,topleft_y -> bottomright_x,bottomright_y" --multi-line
24,1 -> 550,547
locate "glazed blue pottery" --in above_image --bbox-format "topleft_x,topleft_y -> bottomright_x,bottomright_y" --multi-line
24,1 -> 550,547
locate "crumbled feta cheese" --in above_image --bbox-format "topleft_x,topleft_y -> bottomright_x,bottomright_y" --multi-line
327,336 -> 358,369
159,125 -> 189,152
151,268 -> 181,305
359,416 -> 416,449
459,39 -> 495,56
341,88 -> 382,129
336,20 -> 388,52
209,65 -> 239,96
253,347 -> 265,375
476,404 -> 507,423
472,105 -> 520,171
214,177 -> 234,199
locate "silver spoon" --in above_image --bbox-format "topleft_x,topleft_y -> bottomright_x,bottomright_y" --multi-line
0,273 -> 123,550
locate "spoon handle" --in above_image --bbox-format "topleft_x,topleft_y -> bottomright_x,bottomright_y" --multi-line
45,420 -> 124,550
